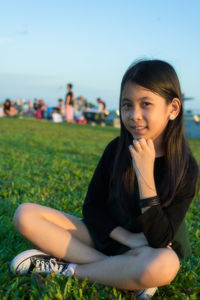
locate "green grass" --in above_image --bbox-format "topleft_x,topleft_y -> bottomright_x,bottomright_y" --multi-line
0,118 -> 199,299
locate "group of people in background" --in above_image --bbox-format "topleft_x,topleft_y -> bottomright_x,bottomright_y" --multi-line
0,83 -> 108,124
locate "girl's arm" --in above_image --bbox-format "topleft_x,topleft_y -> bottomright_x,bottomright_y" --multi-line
109,226 -> 148,248
82,138 -> 120,244
129,138 -> 157,213
83,138 -> 149,249
129,138 -> 197,248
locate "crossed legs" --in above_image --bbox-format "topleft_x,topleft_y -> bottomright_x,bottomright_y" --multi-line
13,203 -> 180,290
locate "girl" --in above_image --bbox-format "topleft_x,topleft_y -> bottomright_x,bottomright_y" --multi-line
11,60 -> 199,299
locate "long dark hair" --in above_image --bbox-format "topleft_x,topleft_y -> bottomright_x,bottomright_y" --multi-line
112,59 -> 199,209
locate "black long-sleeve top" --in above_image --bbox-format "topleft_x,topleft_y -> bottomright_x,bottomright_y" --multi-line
82,137 -> 196,259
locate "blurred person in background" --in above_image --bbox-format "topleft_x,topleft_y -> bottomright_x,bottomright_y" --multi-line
74,96 -> 87,123
3,99 -> 18,117
57,99 -> 65,118
33,99 -> 39,111
0,104 -> 4,117
65,83 -> 74,123
97,98 -> 106,112
52,107 -> 63,123
97,98 -> 109,115
40,100 -> 47,119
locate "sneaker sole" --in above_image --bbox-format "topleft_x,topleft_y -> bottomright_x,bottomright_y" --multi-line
10,249 -> 49,274
136,287 -> 157,299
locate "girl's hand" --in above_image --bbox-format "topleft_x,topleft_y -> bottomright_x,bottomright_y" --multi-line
126,232 -> 149,249
129,138 -> 156,181
110,227 -> 149,249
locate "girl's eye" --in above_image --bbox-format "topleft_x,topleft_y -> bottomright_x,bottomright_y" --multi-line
142,102 -> 151,108
121,103 -> 131,109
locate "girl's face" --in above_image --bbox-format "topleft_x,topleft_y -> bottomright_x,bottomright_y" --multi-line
121,82 -> 174,154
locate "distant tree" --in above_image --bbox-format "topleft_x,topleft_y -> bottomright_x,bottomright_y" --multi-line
87,102 -> 96,108
185,110 -> 192,114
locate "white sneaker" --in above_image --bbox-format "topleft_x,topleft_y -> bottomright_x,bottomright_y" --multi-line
10,249 -> 69,275
135,287 -> 157,299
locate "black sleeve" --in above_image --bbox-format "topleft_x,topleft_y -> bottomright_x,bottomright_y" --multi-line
82,138 -> 119,243
137,194 -> 193,248
137,159 -> 198,248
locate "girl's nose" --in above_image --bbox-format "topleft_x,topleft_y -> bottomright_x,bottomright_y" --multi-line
130,108 -> 142,121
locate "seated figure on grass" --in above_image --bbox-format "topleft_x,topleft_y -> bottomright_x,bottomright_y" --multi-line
10,60 -> 199,299
3,99 -> 18,117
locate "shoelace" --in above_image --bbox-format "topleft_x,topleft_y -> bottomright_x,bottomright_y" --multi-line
35,258 -> 64,274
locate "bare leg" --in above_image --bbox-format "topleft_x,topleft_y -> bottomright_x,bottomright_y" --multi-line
75,247 -> 180,290
13,203 -> 180,290
13,203 -> 106,263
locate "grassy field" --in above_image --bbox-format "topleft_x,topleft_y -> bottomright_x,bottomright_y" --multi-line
0,118 -> 199,299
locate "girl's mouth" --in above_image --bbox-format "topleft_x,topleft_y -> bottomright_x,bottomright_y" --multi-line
132,126 -> 147,134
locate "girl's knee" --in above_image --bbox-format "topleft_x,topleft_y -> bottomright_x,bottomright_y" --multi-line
158,249 -> 180,283
139,248 -> 180,287
164,249 -> 180,282
13,203 -> 38,231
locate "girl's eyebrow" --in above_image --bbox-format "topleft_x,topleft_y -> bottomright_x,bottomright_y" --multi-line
121,96 -> 153,103
121,97 -> 131,103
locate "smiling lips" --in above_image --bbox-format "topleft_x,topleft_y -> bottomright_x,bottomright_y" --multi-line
131,126 -> 147,134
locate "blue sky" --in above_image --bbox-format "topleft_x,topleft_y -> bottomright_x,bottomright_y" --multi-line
0,0 -> 200,110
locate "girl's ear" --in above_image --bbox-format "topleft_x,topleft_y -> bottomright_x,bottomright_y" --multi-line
169,98 -> 181,120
